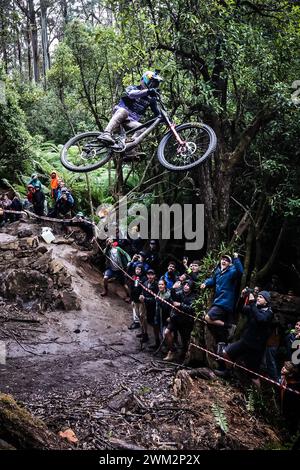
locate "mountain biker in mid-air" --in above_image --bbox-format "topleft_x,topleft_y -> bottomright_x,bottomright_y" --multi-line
61,70 -> 217,173
98,70 -> 163,156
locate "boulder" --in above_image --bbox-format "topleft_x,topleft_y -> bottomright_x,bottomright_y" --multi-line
17,228 -> 33,238
0,270 -> 50,301
59,291 -> 81,311
49,259 -> 64,274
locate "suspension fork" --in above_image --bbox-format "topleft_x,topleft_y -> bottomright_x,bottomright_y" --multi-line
170,123 -> 185,145
162,112 -> 185,145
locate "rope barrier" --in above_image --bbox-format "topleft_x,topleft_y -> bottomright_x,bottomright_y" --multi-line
189,342 -> 300,396
1,208 -> 76,223
93,235 -> 300,397
1,210 -> 299,397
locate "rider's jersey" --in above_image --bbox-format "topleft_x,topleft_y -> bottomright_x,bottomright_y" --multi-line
116,85 -> 160,121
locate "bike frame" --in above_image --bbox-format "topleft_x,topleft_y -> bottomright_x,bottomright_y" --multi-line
122,97 -> 185,152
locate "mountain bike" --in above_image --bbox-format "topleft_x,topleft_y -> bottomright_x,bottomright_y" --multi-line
60,91 -> 217,173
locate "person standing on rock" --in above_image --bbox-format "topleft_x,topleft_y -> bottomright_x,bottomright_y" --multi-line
28,173 -> 42,190
32,186 -> 45,217
101,238 -> 131,301
128,264 -> 147,337
50,171 -> 60,200
139,269 -> 159,348
200,253 -> 243,346
164,279 -> 196,362
217,291 -> 273,386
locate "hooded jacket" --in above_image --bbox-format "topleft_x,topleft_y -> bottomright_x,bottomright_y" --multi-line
204,258 -> 243,312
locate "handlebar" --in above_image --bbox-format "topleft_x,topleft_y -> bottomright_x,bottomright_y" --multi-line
154,90 -> 166,111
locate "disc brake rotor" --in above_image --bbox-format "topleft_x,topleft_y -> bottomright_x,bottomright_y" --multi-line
80,146 -> 96,161
178,141 -> 197,158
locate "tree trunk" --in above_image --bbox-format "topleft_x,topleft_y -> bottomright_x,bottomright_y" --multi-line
40,0 -> 50,88
85,173 -> 94,218
114,157 -> 124,197
26,16 -> 33,81
195,163 -> 221,250
16,24 -> 23,75
241,224 -> 254,287
255,220 -> 288,283
28,0 -> 40,83
0,393 -> 67,449
60,0 -> 68,22
0,4 -> 9,73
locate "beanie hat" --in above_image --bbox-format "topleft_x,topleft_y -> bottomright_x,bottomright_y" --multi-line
258,290 -> 271,303
183,279 -> 194,290
221,254 -> 232,263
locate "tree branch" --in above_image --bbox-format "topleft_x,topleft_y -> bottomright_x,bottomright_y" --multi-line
228,107 -> 276,169
154,43 -> 210,82
255,219 -> 288,281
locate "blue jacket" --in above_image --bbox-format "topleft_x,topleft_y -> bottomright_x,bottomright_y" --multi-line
160,271 -> 179,290
204,258 -> 243,312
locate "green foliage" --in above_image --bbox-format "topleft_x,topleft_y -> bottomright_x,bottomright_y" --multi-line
0,72 -> 32,180
211,403 -> 228,434
245,387 -> 255,413
245,386 -> 281,427
138,386 -> 151,396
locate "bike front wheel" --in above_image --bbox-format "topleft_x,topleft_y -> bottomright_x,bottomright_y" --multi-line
60,132 -> 112,173
157,123 -> 217,171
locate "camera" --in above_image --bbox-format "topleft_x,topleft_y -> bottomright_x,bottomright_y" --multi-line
242,287 -> 254,298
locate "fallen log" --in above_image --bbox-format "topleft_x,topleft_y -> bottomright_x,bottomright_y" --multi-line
0,393 -> 67,449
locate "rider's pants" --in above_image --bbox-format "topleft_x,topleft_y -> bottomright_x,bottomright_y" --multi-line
104,108 -> 143,139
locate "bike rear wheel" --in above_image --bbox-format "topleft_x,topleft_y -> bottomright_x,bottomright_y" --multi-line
60,132 -> 112,173
157,123 -> 217,171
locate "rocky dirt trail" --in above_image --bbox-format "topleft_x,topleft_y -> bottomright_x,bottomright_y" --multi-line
0,221 -> 283,450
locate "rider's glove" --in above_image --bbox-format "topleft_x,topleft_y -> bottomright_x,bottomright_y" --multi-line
148,88 -> 158,97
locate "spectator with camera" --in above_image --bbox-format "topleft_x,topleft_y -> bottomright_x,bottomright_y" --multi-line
182,258 -> 201,284
219,291 -> 273,386
127,252 -> 149,276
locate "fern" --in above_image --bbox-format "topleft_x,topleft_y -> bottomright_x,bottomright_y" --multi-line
211,403 -> 228,434
246,388 -> 255,413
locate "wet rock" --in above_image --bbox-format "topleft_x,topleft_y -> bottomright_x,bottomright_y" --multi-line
37,246 -> 48,254
30,252 -> 52,272
59,291 -> 81,311
57,273 -> 72,288
19,236 -> 39,249
17,228 -> 33,238
0,235 -> 19,250
49,260 -> 64,274
0,223 -> 80,312
0,270 -> 50,301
